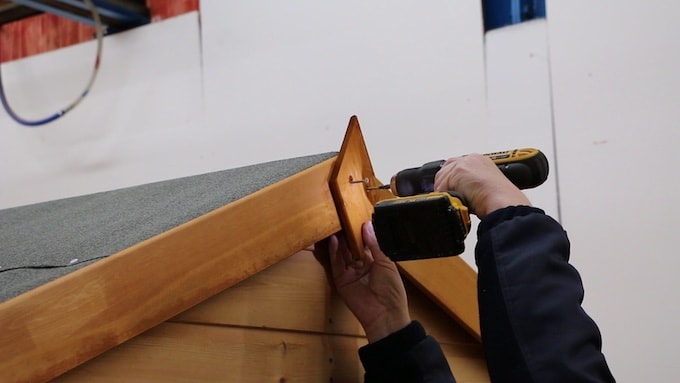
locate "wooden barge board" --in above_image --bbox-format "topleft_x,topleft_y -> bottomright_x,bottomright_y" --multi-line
0,153 -> 341,383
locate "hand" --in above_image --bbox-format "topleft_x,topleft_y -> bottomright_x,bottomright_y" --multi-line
433,154 -> 531,219
314,222 -> 411,343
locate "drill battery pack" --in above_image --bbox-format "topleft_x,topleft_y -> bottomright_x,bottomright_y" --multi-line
372,192 -> 471,262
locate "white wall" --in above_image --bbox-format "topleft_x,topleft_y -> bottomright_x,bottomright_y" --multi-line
486,3 -> 680,379
547,2 -> 680,381
0,1 -> 677,381
1,0 -> 489,210
485,19 -> 558,219
199,0 -> 488,185
0,14 -> 205,207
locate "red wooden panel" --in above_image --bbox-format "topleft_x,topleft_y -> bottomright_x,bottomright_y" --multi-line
148,0 -> 199,21
0,0 -> 199,63
0,14 -> 93,63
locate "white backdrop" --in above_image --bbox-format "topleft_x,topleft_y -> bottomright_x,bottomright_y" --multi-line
1,1 -> 677,380
200,0 -> 489,184
0,14 -> 204,207
547,2 -> 680,381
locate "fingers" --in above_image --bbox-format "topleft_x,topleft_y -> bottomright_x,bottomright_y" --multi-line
433,157 -> 458,192
433,154 -> 531,219
318,224 -> 390,282
362,222 -> 380,253
325,232 -> 368,276
362,221 -> 392,265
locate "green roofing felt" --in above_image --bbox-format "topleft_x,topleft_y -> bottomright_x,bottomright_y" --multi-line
0,152 -> 337,303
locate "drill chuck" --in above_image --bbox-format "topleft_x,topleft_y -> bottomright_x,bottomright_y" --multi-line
389,160 -> 444,197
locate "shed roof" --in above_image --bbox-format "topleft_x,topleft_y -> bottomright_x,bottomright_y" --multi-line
0,152 -> 337,302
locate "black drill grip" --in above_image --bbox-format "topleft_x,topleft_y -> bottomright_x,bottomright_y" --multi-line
489,149 -> 549,189
389,149 -> 549,197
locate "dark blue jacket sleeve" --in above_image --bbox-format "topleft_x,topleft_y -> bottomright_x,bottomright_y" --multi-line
475,206 -> 615,383
359,320 -> 456,383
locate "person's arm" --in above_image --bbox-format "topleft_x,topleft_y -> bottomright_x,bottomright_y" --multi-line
359,320 -> 455,383
475,206 -> 615,383
435,154 -> 615,383
314,223 -> 456,383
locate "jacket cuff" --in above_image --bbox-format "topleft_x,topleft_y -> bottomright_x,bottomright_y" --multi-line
358,320 -> 426,371
478,205 -> 544,235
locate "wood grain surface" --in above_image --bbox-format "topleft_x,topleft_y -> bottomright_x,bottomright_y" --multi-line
55,250 -> 489,383
0,157 -> 340,383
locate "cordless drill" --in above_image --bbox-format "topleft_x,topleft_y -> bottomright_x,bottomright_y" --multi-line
371,149 -> 549,261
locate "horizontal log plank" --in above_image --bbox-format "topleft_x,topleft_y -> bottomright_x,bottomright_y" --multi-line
53,322 -> 365,383
55,249 -> 488,383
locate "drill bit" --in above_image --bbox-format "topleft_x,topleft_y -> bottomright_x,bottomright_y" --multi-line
365,185 -> 391,191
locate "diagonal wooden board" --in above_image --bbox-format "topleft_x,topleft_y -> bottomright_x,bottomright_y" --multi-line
329,116 -> 481,340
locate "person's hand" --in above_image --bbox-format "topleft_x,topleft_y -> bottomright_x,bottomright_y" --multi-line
314,222 -> 410,343
433,154 -> 531,219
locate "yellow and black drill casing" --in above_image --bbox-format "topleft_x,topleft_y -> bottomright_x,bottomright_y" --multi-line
372,148 -> 548,262
372,192 -> 471,262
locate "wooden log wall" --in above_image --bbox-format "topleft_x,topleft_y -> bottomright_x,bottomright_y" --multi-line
0,0 -> 199,63
52,249 -> 490,383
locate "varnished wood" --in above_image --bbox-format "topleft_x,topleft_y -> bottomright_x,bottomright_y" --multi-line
0,158 -> 341,383
54,250 -> 489,382
173,250 -> 482,343
328,116 -> 481,340
172,250 -> 365,337
329,115 -> 389,259
399,258 -> 481,340
54,323 -> 488,383
53,322 -> 367,383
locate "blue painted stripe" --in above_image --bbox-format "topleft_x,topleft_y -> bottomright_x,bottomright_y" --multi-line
482,0 -> 546,31
11,0 -> 149,30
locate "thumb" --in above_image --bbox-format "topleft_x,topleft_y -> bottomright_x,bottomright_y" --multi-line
362,221 -> 390,262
